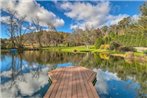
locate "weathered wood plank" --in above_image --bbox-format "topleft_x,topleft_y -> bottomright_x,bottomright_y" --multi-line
88,82 -> 99,98
77,67 -> 83,98
82,69 -> 95,98
50,68 -> 65,98
78,67 -> 89,98
54,68 -> 65,98
44,68 -> 64,98
44,66 -> 99,98
72,67 -> 77,98
60,67 -> 69,98
66,67 -> 72,98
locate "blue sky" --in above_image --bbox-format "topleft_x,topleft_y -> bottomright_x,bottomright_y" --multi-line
0,0 -> 144,38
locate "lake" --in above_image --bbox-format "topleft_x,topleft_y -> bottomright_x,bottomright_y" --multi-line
0,51 -> 147,98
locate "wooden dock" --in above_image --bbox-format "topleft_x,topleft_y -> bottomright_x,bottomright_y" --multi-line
44,66 -> 99,98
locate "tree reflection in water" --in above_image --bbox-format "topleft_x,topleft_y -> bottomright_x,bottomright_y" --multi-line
1,52 -> 51,97
0,51 -> 147,98
79,52 -> 147,98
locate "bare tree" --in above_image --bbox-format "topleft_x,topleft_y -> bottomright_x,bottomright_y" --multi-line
1,10 -> 18,48
1,8 -> 34,49
15,16 -> 27,49
31,16 -> 43,47
48,23 -> 56,32
73,26 -> 98,49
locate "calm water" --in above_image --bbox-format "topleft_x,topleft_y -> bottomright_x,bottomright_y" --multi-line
0,51 -> 147,98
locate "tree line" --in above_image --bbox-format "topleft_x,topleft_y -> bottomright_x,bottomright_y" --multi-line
1,2 -> 147,49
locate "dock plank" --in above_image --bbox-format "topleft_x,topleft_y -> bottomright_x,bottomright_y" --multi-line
79,67 -> 89,98
44,66 -> 99,98
72,67 -> 77,98
66,67 -> 72,98
51,68 -> 65,98
82,70 -> 95,98
54,68 -> 65,98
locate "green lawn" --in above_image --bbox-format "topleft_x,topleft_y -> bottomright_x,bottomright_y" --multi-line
2,45 -> 145,57
42,45 -> 108,53
42,45 -> 146,58
42,45 -> 124,54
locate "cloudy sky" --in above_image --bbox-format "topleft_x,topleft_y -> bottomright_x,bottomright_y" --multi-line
0,0 -> 144,38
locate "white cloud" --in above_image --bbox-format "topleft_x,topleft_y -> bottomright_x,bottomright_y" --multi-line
60,1 -> 110,30
105,14 -> 129,26
0,16 -> 19,25
0,16 -> 11,24
0,0 -> 64,27
60,1 -> 138,30
131,14 -> 140,23
105,14 -> 140,26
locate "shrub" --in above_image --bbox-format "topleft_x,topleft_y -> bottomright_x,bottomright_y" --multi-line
103,36 -> 112,44
100,44 -> 110,49
143,50 -> 147,55
73,49 -> 77,52
95,38 -> 104,49
110,41 -> 122,50
119,46 -> 136,52
125,52 -> 134,58
99,52 -> 110,60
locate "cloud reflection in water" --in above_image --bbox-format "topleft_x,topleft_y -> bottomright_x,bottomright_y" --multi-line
0,63 -> 50,98
95,69 -> 140,98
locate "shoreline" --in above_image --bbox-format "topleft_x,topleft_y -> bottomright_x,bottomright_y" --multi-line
1,45 -> 146,56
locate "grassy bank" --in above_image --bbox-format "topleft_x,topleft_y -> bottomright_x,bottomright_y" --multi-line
42,45 -> 109,53
42,45 -> 145,56
1,45 -> 146,57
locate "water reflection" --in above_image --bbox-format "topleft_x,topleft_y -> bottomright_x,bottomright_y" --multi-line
0,51 -> 147,98
0,53 -> 51,98
95,69 -> 139,98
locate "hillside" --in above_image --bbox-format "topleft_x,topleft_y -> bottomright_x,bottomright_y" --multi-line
1,31 -> 70,49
